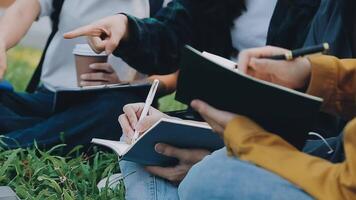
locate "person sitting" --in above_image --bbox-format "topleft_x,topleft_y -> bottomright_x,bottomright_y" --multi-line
117,45 -> 356,199
0,0 -> 177,151
89,1 -> 320,199
186,46 -> 355,200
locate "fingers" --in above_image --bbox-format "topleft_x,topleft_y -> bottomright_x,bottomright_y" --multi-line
118,114 -> 135,141
79,81 -> 106,87
248,58 -> 282,76
191,100 -> 236,127
155,143 -> 210,163
81,72 -> 110,82
104,14 -> 130,54
122,103 -> 145,129
88,37 -> 106,54
89,63 -> 115,73
135,115 -> 160,133
64,24 -> 105,39
154,143 -> 192,161
145,166 -> 176,181
64,23 -> 109,54
64,14 -> 128,55
82,64 -> 120,84
238,46 -> 289,73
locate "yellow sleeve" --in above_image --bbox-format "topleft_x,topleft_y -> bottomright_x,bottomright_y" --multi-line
307,55 -> 356,120
224,117 -> 356,200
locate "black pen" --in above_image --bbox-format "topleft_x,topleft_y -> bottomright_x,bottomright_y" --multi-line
266,43 -> 330,60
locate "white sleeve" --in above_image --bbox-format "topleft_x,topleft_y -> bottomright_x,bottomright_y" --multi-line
37,0 -> 53,17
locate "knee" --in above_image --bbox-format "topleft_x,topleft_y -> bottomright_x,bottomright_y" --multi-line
178,149 -> 230,199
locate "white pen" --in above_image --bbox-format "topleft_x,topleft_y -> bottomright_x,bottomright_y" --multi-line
131,79 -> 160,143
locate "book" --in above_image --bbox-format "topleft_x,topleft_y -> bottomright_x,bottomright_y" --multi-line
175,45 -> 324,149
53,81 -> 151,112
91,118 -> 224,166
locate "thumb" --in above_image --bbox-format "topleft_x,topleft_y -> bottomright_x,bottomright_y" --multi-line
155,143 -> 186,159
191,100 -> 222,122
88,37 -> 107,54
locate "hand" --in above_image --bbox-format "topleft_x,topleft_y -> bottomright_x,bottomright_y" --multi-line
118,103 -> 169,143
145,143 -> 210,184
0,41 -> 7,79
64,14 -> 129,55
80,63 -> 120,87
237,46 -> 312,89
191,100 -> 237,137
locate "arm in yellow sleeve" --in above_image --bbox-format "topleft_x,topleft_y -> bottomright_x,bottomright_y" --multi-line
224,56 -> 356,199
307,55 -> 356,120
225,117 -> 356,200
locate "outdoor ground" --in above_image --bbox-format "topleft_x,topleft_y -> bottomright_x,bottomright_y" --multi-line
1,46 -> 186,199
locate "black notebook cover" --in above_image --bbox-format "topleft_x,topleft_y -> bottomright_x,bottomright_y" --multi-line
53,82 -> 151,112
175,46 -> 323,149
123,118 -> 224,166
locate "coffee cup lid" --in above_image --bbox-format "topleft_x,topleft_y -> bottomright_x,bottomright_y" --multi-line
73,44 -> 107,56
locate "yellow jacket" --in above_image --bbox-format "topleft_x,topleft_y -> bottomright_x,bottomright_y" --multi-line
224,55 -> 356,200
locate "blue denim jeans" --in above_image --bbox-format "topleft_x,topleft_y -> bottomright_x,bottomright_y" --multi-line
120,148 -> 313,200
0,87 -> 144,151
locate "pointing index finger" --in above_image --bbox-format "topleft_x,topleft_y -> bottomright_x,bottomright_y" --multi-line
63,24 -> 104,39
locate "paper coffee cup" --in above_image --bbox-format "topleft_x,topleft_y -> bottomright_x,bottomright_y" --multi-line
73,44 -> 108,87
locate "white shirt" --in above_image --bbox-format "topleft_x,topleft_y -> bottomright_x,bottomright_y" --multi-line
38,0 -> 150,90
231,0 -> 278,53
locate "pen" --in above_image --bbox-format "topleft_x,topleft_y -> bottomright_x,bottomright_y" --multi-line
266,43 -> 330,60
131,79 -> 160,143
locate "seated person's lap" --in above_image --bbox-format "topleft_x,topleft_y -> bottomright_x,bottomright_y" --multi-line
0,87 -> 144,150
120,148 -> 313,200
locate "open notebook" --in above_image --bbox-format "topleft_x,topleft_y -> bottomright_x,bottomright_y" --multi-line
175,45 -> 323,150
92,118 -> 224,167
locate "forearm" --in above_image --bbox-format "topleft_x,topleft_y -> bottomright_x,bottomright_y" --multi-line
0,0 -> 40,49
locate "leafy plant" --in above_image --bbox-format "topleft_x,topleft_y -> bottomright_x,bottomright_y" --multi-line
0,143 -> 124,200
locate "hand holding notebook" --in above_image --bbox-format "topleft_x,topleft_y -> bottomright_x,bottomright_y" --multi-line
176,46 -> 324,149
237,45 -> 327,89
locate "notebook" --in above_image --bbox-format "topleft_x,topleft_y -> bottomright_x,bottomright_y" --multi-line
175,45 -> 324,149
92,118 -> 224,166
53,81 -> 151,112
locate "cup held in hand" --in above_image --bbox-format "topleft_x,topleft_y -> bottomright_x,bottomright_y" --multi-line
73,44 -> 108,87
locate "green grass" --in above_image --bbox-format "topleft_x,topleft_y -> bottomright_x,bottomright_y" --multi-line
2,45 -> 186,199
5,46 -> 40,91
0,143 -> 124,200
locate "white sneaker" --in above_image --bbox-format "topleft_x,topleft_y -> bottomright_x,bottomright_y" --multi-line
97,173 -> 123,191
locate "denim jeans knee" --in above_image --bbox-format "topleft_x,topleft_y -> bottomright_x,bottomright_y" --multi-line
178,148 -> 313,200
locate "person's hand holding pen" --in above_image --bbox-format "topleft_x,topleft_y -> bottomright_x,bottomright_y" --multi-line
118,103 -> 168,144
238,46 -> 312,90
